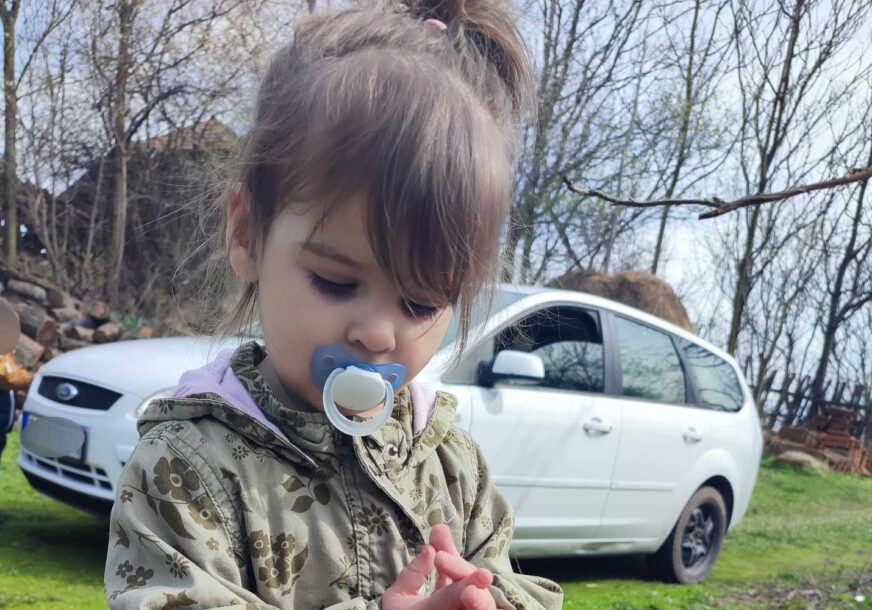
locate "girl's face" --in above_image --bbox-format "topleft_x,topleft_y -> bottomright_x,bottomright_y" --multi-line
228,196 -> 454,413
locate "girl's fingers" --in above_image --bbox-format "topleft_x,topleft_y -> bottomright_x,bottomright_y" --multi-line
429,523 -> 460,556
430,526 -> 466,591
386,545 -> 436,596
435,571 -> 452,591
460,584 -> 498,610
435,550 -> 479,581
421,569 -> 493,610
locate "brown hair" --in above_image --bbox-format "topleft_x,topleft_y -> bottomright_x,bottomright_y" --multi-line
194,0 -> 534,357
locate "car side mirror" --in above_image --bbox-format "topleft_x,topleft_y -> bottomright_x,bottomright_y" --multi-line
476,350 -> 545,387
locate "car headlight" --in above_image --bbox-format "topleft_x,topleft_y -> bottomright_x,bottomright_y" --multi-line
135,389 -> 173,418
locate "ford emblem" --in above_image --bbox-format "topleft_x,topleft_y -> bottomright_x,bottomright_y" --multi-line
56,383 -> 79,402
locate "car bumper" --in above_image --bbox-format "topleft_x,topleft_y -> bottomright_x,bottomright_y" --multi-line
20,467 -> 114,516
18,384 -> 142,514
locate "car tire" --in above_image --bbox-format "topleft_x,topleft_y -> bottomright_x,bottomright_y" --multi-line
648,486 -> 727,584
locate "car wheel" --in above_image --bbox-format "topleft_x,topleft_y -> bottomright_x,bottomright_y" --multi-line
648,486 -> 727,584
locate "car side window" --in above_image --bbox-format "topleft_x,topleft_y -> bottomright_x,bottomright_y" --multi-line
614,316 -> 686,404
495,307 -> 605,393
683,342 -> 744,412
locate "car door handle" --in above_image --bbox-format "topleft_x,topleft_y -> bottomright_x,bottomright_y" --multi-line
683,427 -> 703,444
583,417 -> 612,436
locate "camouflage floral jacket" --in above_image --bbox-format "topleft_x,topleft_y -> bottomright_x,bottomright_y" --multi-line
103,341 -> 563,609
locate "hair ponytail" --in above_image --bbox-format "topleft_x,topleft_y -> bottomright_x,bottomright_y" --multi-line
402,0 -> 535,127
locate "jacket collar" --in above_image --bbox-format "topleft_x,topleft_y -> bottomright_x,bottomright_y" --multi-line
140,341 -> 457,476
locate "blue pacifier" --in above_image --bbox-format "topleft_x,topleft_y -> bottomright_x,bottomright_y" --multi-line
311,344 -> 406,437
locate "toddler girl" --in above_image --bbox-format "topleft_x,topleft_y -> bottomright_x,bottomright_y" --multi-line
104,1 -> 563,608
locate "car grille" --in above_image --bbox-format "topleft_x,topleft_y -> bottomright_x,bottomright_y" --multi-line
37,376 -> 122,410
20,449 -> 113,491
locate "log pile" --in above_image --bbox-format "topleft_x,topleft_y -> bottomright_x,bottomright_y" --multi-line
0,265 -> 153,392
767,406 -> 872,476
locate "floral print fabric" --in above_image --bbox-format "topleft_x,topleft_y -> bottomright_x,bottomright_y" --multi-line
104,341 -> 563,609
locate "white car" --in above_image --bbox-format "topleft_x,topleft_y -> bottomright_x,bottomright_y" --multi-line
19,284 -> 762,583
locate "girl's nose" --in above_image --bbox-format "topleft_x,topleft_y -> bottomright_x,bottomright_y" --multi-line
346,308 -> 397,357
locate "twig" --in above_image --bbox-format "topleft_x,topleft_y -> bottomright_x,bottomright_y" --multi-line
562,167 -> 872,219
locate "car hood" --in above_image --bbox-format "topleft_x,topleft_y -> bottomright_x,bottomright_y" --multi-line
38,336 -> 251,399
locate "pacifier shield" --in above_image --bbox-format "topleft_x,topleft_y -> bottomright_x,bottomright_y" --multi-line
310,344 -> 407,437
310,344 -> 406,391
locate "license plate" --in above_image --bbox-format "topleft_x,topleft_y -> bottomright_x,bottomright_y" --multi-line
20,414 -> 87,463
60,426 -> 87,463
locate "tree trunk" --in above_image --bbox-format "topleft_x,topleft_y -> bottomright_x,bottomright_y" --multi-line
605,14 -> 651,274
809,141 -> 872,415
727,0 -> 806,356
2,1 -> 19,269
651,206 -> 670,275
652,0 -> 702,275
728,190 -> 762,354
108,0 -> 134,305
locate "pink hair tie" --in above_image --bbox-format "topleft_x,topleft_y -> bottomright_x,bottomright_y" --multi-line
424,18 -> 448,32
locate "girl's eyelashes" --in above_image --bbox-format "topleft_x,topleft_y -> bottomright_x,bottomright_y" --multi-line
307,272 -> 357,300
401,298 -> 440,320
308,271 -> 439,319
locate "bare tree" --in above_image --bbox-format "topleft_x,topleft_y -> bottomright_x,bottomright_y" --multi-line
1,0 -> 74,269
723,0 -> 871,354
808,108 -> 872,411
0,0 -> 20,268
648,0 -> 732,275
508,0 -> 644,283
84,0 -> 244,305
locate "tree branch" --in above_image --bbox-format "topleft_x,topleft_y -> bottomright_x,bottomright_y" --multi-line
563,166 -> 872,219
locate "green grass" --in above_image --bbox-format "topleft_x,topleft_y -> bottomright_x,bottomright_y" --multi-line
523,457 -> 872,609
2,433 -> 872,609
0,433 -> 108,609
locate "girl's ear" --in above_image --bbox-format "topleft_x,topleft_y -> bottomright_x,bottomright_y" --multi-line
226,184 -> 258,283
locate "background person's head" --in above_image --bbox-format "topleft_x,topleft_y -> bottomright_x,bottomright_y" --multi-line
209,0 -> 535,409
0,301 -> 20,356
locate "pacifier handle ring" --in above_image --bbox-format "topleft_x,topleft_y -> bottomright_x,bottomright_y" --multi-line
323,368 -> 395,437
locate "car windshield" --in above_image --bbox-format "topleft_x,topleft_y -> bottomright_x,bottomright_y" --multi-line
438,288 -> 529,351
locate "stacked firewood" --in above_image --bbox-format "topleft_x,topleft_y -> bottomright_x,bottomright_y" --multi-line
767,406 -> 872,476
0,265 -> 153,391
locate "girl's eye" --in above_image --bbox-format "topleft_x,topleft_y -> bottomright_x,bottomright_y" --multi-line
401,298 -> 439,320
308,273 -> 356,300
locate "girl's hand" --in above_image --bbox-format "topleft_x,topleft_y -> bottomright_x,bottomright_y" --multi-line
429,525 -> 482,589
429,524 -> 462,590
429,524 -> 499,610
382,544 -> 496,610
